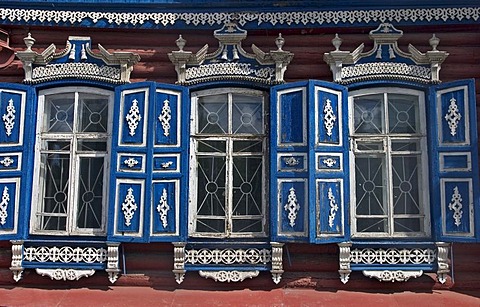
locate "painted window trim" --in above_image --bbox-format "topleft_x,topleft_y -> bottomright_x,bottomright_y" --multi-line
30,86 -> 113,236
188,87 -> 268,239
348,87 -> 431,239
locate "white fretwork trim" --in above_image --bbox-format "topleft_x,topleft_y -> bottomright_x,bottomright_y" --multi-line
2,99 -> 15,137
36,268 -> 95,281
23,246 -> 107,263
0,186 -> 9,225
0,156 -> 14,167
121,187 -> 138,226
327,187 -> 338,228
199,270 -> 259,282
126,99 -> 142,137
284,187 -> 300,227
363,270 -> 423,282
322,158 -> 337,168
448,186 -> 463,227
323,99 -> 336,136
161,161 -> 174,168
31,63 -> 121,84
341,62 -> 431,83
1,7 -> 478,27
185,248 -> 271,265
283,156 -> 300,166
444,97 -> 462,136
156,188 -> 170,228
185,63 -> 274,83
350,247 -> 436,265
159,99 -> 172,137
123,157 -> 139,168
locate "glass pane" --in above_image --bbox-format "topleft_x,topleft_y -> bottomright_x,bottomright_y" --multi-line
388,94 -> 419,134
41,153 -> 70,231
46,141 -> 70,151
392,155 -> 421,215
391,140 -> 420,152
197,94 -> 228,134
357,218 -> 387,233
232,218 -> 263,233
233,140 -> 263,153
394,218 -> 421,232
76,157 -> 104,229
232,156 -> 263,217
196,157 -> 226,217
355,156 -> 387,215
78,140 -> 107,152
232,94 -> 263,134
356,140 -> 384,151
196,218 -> 225,234
353,94 -> 384,134
79,94 -> 109,133
45,94 -> 75,133
197,140 -> 226,153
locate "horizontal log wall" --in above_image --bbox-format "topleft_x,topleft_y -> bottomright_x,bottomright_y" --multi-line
0,24 -> 479,290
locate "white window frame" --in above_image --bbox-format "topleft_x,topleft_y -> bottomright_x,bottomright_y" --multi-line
349,87 -> 431,238
30,86 -> 113,236
189,88 -> 268,238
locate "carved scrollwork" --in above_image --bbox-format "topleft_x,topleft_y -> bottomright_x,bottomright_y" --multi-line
448,186 -> 463,227
123,157 -> 139,168
2,99 -> 15,137
158,99 -> 172,137
126,99 -> 141,136
199,270 -> 259,282
0,186 -> 9,225
284,187 -> 300,227
327,188 -> 338,228
0,156 -> 14,167
444,97 -> 462,136
36,268 -> 96,281
283,156 -> 300,166
323,99 -> 336,136
156,188 -> 170,228
121,187 -> 138,226
363,270 -> 423,282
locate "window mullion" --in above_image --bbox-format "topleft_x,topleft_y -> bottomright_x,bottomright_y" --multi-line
225,137 -> 233,237
67,92 -> 80,235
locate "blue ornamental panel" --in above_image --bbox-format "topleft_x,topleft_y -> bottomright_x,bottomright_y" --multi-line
154,89 -> 181,147
153,154 -> 180,173
118,154 -> 145,172
277,153 -> 307,172
150,180 -> 179,238
0,179 -> 19,235
441,179 -> 473,237
277,179 -> 307,238
114,180 -> 144,237
277,88 -> 306,147
429,79 -> 479,242
0,154 -> 21,171
0,89 -> 26,146
316,179 -> 344,237
316,88 -> 342,145
119,88 -> 148,146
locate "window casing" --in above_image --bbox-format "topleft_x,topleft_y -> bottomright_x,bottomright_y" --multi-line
189,88 -> 268,238
31,87 -> 112,236
349,88 -> 430,238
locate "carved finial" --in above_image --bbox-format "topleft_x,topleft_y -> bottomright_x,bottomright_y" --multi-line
23,33 -> 35,51
176,35 -> 186,52
332,34 -> 342,51
275,33 -> 284,51
429,34 -> 439,51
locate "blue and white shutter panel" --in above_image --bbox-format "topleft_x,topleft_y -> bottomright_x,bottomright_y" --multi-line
309,81 -> 349,243
429,79 -> 480,242
0,84 -> 31,240
271,82 -> 309,241
109,82 -> 151,242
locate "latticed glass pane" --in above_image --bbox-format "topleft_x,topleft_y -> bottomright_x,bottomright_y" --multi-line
197,140 -> 226,153
79,94 -> 109,133
197,95 -> 228,134
394,218 -> 422,233
196,156 -> 226,218
353,94 -> 384,134
233,140 -> 263,153
232,156 -> 263,216
45,94 -> 75,133
392,155 -> 420,215
232,218 -> 263,233
41,152 -> 70,231
232,94 -> 264,134
357,218 -> 387,233
388,94 -> 419,134
355,156 -> 387,216
76,157 -> 104,229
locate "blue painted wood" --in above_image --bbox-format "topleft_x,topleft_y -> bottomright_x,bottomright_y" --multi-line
428,79 -> 480,242
151,180 -> 177,235
108,82 -> 188,242
116,182 -> 143,233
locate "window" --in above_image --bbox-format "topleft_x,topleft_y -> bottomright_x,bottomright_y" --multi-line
31,87 -> 112,235
349,88 -> 430,238
189,88 -> 267,238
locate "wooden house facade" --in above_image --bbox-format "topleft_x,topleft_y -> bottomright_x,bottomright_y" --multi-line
0,0 -> 478,291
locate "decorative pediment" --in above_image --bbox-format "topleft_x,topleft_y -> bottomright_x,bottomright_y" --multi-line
168,22 -> 293,85
16,34 -> 140,84
324,23 -> 449,84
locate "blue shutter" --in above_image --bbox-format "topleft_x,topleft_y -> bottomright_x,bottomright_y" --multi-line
109,82 -> 152,242
149,84 -> 188,242
270,80 -> 350,243
108,82 -> 188,242
0,84 -> 32,240
429,79 -> 480,242
308,81 -> 349,244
